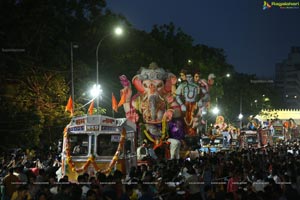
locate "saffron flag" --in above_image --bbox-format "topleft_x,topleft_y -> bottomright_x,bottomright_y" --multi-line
118,89 -> 127,107
112,93 -> 118,112
65,96 -> 74,116
88,100 -> 94,115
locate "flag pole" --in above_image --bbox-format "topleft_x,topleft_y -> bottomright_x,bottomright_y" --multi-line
112,93 -> 115,118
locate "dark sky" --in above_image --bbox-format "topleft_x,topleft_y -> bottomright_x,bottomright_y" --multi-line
107,0 -> 300,78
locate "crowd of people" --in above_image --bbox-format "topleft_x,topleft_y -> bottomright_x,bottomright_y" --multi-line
1,141 -> 300,200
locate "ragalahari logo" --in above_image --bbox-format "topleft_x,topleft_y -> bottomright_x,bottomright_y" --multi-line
263,1 -> 272,10
263,1 -> 300,10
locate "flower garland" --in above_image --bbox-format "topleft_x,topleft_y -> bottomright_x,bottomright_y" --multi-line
143,116 -> 169,150
100,127 -> 126,174
66,154 -> 100,174
63,126 -> 127,175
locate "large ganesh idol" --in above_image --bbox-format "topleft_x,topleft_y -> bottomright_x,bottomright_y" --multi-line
119,63 -> 183,143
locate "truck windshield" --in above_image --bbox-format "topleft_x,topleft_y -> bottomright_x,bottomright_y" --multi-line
202,138 -> 210,145
214,139 -> 222,144
247,137 -> 257,143
69,134 -> 89,156
97,134 -> 120,156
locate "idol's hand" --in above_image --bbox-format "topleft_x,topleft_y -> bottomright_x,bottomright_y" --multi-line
180,104 -> 186,112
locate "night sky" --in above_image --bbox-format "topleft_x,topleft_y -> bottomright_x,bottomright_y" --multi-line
107,0 -> 300,78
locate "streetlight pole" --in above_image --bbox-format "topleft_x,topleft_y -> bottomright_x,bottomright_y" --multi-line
70,42 -> 78,112
214,73 -> 230,115
95,27 -> 123,114
239,95 -> 243,129
96,35 -> 110,113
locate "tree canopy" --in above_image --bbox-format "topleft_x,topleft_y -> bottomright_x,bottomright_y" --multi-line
0,0 -> 279,148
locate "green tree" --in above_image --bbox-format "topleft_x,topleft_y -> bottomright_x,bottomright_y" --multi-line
0,0 -> 111,147
219,73 -> 281,127
0,0 -> 282,148
0,67 -> 70,147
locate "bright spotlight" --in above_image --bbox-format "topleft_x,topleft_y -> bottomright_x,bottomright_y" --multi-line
212,107 -> 220,115
90,84 -> 102,98
114,27 -> 123,36
238,113 -> 243,120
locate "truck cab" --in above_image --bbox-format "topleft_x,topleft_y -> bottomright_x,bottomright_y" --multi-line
273,121 -> 284,143
58,115 -> 137,182
240,130 -> 260,149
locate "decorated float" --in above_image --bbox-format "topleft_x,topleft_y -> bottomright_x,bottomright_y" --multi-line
60,62 -> 215,181
118,62 -> 215,160
250,109 -> 300,144
59,115 -> 137,182
259,109 -> 300,140
201,115 -> 238,152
